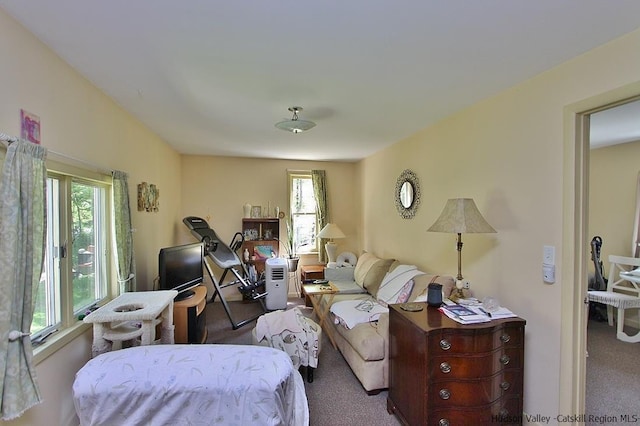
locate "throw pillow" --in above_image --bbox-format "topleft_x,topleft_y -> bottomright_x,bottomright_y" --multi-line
363,258 -> 396,296
353,252 -> 379,287
396,279 -> 415,303
376,264 -> 422,304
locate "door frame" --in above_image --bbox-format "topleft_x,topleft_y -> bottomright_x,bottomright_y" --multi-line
561,83 -> 640,417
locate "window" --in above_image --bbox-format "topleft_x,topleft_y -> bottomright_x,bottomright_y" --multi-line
289,172 -> 317,254
31,167 -> 110,342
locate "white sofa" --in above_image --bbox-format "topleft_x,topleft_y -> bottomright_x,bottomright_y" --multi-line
321,252 -> 455,394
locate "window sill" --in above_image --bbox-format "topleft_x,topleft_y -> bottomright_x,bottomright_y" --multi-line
33,321 -> 91,365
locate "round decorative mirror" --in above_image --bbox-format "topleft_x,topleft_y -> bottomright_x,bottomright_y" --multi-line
395,169 -> 421,219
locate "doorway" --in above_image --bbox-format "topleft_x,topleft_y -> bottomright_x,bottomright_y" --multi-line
585,98 -> 640,416
565,88 -> 640,417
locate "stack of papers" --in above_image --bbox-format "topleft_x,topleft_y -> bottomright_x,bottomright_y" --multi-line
439,304 -> 490,324
439,303 -> 517,324
478,306 -> 518,320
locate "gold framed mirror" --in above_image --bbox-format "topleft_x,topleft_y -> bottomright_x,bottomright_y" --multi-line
395,169 -> 421,219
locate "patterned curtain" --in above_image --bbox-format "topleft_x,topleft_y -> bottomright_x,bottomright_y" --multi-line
311,170 -> 328,263
112,171 -> 136,293
0,140 -> 46,419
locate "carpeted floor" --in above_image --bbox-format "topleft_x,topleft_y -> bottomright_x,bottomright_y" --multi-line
586,319 -> 640,422
204,297 -> 401,426
205,298 -> 639,425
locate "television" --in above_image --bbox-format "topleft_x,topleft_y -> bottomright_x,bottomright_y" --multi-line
158,242 -> 204,300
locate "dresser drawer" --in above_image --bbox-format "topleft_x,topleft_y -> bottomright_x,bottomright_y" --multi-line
429,323 -> 523,354
429,347 -> 523,379
428,369 -> 523,407
431,394 -> 523,426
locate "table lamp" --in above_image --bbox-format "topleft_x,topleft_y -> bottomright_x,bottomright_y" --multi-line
317,223 -> 346,268
427,198 -> 496,283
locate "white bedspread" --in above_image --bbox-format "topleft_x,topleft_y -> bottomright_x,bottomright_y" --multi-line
73,344 -> 309,426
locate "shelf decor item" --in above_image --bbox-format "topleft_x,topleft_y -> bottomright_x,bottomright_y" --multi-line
251,205 -> 262,218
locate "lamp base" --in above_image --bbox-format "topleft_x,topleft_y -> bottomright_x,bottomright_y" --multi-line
325,242 -> 338,265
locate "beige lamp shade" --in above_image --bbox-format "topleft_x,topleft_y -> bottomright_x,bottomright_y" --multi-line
317,223 -> 346,240
427,198 -> 495,281
317,223 -> 345,267
427,198 -> 496,234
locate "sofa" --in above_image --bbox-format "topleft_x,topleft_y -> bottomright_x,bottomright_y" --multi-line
321,252 -> 455,394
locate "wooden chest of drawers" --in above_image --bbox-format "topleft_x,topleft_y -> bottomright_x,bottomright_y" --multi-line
387,303 -> 525,426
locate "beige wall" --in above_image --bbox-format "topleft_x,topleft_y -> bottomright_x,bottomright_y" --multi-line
589,139 -> 640,268
179,155 -> 359,298
359,30 -> 640,419
0,10 -> 182,425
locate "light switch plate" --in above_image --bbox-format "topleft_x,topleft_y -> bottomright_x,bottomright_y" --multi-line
543,245 -> 555,266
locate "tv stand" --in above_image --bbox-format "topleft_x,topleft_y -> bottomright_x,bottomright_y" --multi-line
174,289 -> 195,301
173,286 -> 207,344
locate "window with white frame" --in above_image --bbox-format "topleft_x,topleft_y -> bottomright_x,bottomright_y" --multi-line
31,167 -> 110,342
288,172 -> 317,255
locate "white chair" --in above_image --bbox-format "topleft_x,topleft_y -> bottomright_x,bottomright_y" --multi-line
588,255 -> 640,342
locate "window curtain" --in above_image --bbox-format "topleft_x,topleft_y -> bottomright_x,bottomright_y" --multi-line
0,140 -> 46,419
112,171 -> 136,293
311,170 -> 328,263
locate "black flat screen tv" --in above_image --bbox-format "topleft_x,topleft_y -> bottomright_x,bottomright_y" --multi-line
158,242 -> 204,300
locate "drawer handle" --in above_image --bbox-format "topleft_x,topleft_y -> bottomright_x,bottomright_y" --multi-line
439,339 -> 451,351
440,362 -> 451,374
439,389 -> 451,400
500,354 -> 510,365
500,333 -> 511,343
500,381 -> 510,391
438,420 -> 450,426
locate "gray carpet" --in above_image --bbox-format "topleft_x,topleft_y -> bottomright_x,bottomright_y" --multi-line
204,297 -> 401,426
205,299 -> 639,425
586,319 -> 640,422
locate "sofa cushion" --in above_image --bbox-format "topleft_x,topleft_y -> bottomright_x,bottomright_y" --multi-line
332,316 -> 386,361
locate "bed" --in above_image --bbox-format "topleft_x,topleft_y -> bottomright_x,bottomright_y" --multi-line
72,344 -> 309,426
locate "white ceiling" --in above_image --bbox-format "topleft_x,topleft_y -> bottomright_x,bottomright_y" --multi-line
2,1 -> 640,161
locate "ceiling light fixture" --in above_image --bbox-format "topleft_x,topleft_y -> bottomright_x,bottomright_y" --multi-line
275,106 -> 316,133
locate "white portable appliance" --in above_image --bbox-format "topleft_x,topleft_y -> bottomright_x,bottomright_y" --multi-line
265,258 -> 289,310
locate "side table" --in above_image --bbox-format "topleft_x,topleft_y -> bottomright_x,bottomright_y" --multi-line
300,264 -> 325,306
303,281 -> 338,349
173,286 -> 208,344
83,290 -> 177,357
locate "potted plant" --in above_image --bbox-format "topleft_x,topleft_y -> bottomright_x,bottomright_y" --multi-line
277,217 -> 299,272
